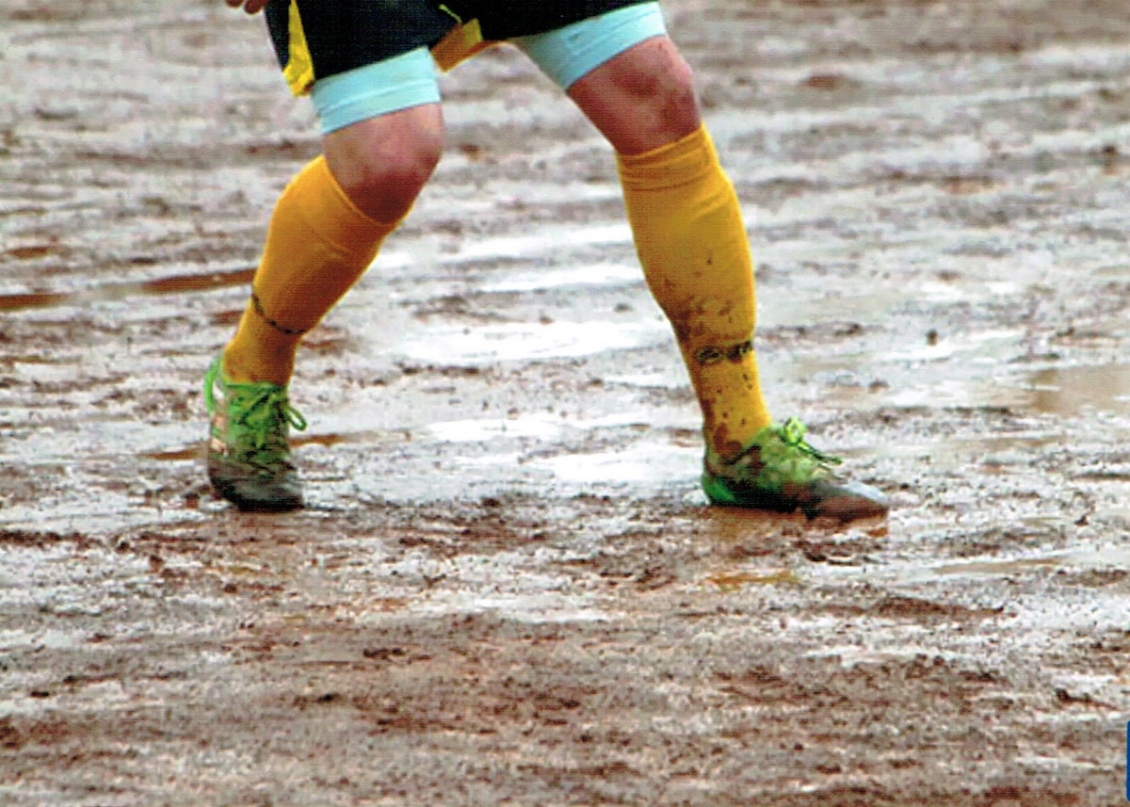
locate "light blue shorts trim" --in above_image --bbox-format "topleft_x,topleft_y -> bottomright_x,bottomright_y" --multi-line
311,47 -> 440,135
516,3 -> 667,91
309,2 -> 667,134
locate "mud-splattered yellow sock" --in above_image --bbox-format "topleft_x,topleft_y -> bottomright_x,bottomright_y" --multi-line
223,155 -> 398,386
618,125 -> 772,459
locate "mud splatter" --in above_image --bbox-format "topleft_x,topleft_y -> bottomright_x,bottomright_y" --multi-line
1,0 -> 1129,804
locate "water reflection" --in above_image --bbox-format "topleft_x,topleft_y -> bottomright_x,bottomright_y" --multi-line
1024,364 -> 1130,416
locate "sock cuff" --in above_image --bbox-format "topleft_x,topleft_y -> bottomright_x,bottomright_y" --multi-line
295,155 -> 400,233
616,124 -> 720,191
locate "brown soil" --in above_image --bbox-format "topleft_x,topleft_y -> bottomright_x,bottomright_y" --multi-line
2,0 -> 1130,804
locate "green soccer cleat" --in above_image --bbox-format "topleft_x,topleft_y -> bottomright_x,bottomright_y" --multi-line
702,417 -> 889,520
203,355 -> 307,512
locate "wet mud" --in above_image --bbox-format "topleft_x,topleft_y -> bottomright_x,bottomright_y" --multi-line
2,0 -> 1130,804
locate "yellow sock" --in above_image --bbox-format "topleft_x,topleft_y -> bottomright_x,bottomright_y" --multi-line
223,155 -> 398,385
618,126 -> 772,459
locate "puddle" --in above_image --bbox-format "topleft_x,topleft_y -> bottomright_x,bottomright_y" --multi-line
603,371 -> 685,389
141,430 -> 408,462
442,222 -> 631,265
141,444 -> 202,462
884,377 -> 1030,412
535,442 -> 700,489
0,628 -> 86,651
883,363 -> 1130,417
480,262 -> 641,294
884,328 -> 1024,365
429,414 -> 564,444
0,502 -> 207,534
427,409 -> 682,446
758,276 -> 907,330
1058,545 -> 1130,569
707,569 -> 800,591
933,556 -> 1064,577
398,319 -> 668,365
846,541 -> 1130,588
0,267 -> 254,312
296,430 -> 406,449
1022,364 -> 1130,416
417,590 -> 608,623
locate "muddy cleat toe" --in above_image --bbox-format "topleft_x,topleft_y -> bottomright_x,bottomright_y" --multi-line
702,417 -> 889,520
204,355 -> 306,512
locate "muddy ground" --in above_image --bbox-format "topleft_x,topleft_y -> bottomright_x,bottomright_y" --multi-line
2,0 -> 1130,804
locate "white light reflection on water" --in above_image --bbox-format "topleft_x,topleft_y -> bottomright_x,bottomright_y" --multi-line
399,319 -> 668,365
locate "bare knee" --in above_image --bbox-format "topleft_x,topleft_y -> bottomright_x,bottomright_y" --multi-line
620,38 -> 700,136
570,37 -> 701,155
324,105 -> 444,222
338,139 -> 441,222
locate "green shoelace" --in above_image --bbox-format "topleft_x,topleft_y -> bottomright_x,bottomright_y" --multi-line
746,417 -> 842,491
205,360 -> 306,468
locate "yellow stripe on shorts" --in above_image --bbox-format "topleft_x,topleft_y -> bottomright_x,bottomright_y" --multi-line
283,0 -> 316,96
431,18 -> 494,72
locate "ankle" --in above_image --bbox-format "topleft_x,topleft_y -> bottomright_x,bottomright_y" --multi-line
221,344 -> 294,387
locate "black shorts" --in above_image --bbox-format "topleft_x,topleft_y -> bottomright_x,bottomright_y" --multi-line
265,0 -> 649,92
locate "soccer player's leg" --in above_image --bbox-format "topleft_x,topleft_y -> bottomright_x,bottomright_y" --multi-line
208,39 -> 445,511
222,101 -> 443,387
519,5 -> 888,519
